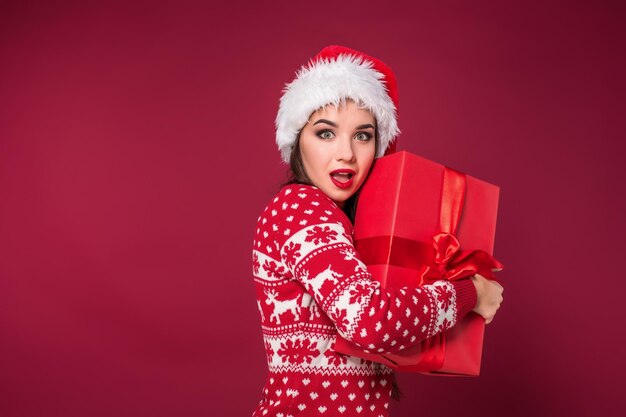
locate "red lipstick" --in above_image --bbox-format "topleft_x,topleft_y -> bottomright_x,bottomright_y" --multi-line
329,169 -> 356,189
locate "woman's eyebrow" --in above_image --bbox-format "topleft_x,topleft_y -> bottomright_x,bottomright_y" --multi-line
313,119 -> 338,127
313,119 -> 375,130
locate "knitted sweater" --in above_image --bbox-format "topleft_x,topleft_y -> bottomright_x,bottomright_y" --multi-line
252,184 -> 478,417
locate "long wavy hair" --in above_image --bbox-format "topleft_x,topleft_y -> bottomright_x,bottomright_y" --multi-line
281,122 -> 404,402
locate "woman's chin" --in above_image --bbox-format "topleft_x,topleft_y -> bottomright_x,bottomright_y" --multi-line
313,179 -> 359,207
325,188 -> 353,208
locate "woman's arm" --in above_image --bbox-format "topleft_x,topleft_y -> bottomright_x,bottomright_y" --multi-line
263,185 -> 477,355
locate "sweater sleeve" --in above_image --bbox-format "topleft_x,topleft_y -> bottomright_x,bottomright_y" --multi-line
274,185 -> 477,355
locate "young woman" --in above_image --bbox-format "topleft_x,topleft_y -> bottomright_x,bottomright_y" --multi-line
252,45 -> 503,417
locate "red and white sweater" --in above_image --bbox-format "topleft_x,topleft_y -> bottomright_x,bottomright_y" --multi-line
252,184 -> 477,417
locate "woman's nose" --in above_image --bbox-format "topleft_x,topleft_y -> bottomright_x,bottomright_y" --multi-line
335,136 -> 355,162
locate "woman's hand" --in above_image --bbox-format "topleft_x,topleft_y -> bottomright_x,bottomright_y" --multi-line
470,273 -> 504,324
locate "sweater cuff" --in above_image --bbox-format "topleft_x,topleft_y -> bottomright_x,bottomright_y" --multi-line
451,278 -> 478,320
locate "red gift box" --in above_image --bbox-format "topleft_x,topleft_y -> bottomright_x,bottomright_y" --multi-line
334,151 -> 503,376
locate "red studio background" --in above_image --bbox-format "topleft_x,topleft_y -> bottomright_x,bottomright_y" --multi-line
1,1 -> 624,416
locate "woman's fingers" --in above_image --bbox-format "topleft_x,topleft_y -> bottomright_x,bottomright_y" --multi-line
472,272 -> 505,324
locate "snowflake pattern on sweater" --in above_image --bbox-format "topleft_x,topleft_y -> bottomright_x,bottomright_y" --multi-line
252,184 -> 477,417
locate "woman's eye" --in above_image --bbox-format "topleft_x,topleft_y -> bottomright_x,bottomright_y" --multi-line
318,130 -> 334,140
355,132 -> 373,142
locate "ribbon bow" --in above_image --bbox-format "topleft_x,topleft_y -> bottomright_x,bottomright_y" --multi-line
419,167 -> 503,286
419,231 -> 504,286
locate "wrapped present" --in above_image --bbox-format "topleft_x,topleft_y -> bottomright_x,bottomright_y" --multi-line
334,151 -> 503,376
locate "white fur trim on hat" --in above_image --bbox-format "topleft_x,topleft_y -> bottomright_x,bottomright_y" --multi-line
275,53 -> 400,163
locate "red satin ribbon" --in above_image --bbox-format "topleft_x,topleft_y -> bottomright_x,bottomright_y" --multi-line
355,167 -> 504,370
422,168 -> 503,285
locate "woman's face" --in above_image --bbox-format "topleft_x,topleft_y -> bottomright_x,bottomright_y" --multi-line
299,100 -> 376,207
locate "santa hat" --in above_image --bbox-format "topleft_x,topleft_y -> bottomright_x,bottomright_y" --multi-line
275,45 -> 400,163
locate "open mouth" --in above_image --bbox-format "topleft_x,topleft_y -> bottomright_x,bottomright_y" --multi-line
329,169 -> 355,189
